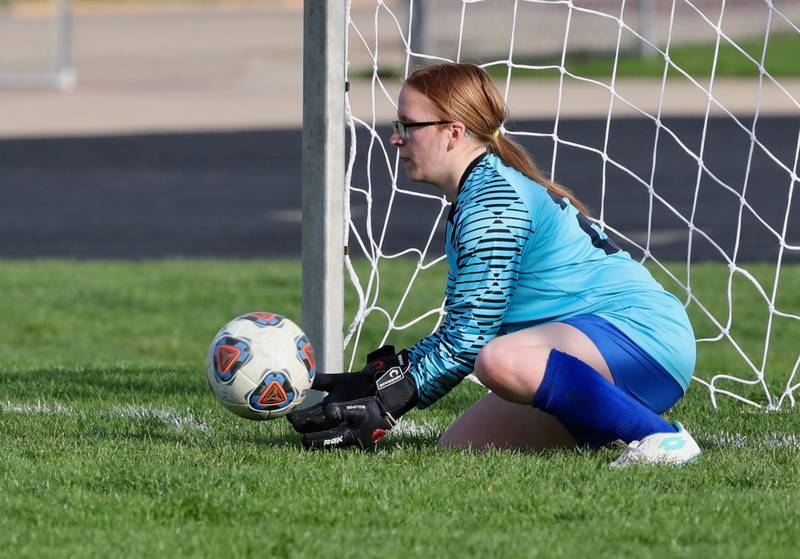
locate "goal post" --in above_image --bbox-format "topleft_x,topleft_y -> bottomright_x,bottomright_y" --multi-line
301,2 -> 346,386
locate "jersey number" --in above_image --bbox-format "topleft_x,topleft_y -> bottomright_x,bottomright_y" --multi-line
549,193 -> 621,256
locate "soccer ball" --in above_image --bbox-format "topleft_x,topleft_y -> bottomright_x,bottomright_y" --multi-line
205,312 -> 316,420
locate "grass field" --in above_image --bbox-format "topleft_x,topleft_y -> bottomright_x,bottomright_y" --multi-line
488,33 -> 800,80
2,260 -> 799,558
363,33 -> 800,81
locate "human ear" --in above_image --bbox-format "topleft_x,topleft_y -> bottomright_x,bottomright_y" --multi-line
447,122 -> 468,150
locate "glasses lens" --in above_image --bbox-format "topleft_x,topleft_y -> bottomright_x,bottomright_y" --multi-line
393,121 -> 407,139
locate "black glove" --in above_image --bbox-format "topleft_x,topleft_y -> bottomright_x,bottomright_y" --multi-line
287,345 -> 418,450
310,344 -> 400,403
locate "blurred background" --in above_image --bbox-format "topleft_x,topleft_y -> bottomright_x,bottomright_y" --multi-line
0,0 -> 798,259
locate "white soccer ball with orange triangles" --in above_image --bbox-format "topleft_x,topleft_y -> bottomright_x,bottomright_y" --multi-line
206,312 -> 316,420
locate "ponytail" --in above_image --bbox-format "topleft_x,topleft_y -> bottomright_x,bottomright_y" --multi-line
490,134 -> 590,216
405,63 -> 590,216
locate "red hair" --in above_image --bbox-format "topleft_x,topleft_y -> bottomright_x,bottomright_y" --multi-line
405,63 -> 589,215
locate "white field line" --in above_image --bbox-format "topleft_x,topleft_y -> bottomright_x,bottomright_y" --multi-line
700,431 -> 800,450
0,400 -> 213,434
396,420 -> 800,450
2,401 -> 799,450
393,418 -> 442,439
0,399 -> 437,438
1,401 -> 71,415
112,405 -> 213,434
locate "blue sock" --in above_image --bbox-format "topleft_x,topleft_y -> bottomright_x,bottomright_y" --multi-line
533,349 -> 676,448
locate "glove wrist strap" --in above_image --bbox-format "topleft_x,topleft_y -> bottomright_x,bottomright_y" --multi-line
375,352 -> 418,419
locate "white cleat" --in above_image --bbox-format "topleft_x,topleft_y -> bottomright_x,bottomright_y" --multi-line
610,421 -> 701,468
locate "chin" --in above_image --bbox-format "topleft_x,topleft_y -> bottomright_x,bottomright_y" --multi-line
403,162 -> 429,184
404,165 -> 421,182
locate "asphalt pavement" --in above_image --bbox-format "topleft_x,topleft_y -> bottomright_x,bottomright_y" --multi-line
2,115 -> 798,262
2,2 -> 798,263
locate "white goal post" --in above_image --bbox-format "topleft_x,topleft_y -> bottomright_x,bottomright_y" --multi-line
303,0 -> 800,410
302,2 -> 346,388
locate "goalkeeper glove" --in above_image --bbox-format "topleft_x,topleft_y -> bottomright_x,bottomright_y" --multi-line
287,345 -> 418,450
309,344 -> 402,403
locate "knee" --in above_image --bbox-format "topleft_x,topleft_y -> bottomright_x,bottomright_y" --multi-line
474,338 -> 516,391
475,337 -> 553,398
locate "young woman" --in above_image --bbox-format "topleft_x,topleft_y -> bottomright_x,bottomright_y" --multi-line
288,63 -> 700,467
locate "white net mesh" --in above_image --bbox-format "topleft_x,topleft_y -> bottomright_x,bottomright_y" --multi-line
343,0 -> 800,409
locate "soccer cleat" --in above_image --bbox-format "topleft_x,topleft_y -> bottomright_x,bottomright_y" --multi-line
609,421 -> 701,468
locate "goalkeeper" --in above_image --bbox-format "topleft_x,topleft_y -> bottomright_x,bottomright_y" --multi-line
288,63 -> 701,467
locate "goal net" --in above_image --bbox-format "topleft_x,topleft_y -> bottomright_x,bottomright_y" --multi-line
341,0 -> 800,409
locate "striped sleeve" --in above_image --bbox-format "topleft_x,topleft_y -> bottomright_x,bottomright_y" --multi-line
407,175 -> 533,408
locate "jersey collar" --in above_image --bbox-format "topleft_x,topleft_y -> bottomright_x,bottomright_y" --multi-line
457,151 -> 488,194
448,151 -> 489,226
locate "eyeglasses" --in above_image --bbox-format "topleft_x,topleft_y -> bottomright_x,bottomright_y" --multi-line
392,119 -> 452,140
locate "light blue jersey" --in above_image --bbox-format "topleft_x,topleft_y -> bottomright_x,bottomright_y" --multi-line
407,153 -> 695,408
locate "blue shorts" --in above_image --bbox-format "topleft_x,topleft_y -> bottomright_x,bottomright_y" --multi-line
561,314 -> 684,414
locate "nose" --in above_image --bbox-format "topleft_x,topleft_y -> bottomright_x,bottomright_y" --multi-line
390,129 -> 405,147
